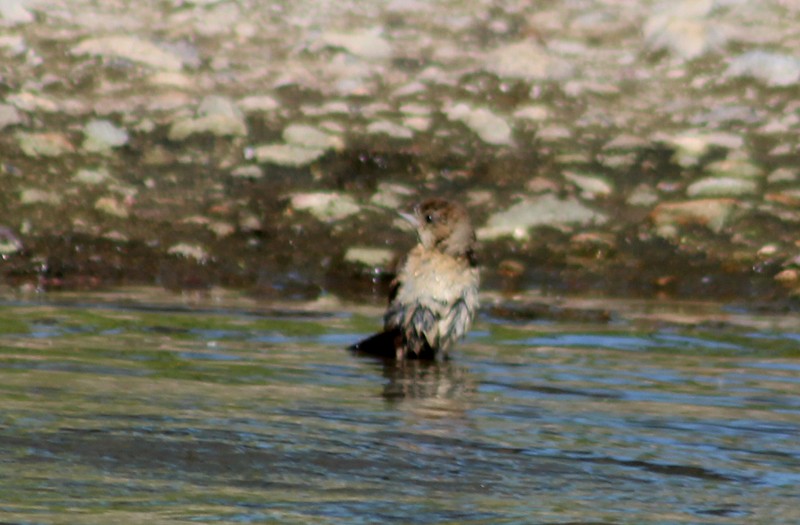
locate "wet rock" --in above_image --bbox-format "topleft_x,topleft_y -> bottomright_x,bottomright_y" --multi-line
484,41 -> 572,81
478,194 -> 607,241
774,269 -> 798,285
290,192 -> 361,222
513,105 -> 550,122
20,188 -> 61,205
0,0 -> 34,24
344,246 -> 394,267
445,103 -> 512,146
563,171 -> 614,199
7,92 -> 59,113
71,35 -> 184,71
726,51 -> 800,87
0,103 -> 21,129
767,168 -> 797,184
16,131 -> 74,157
168,95 -> 247,140
83,119 -> 129,153
208,221 -> 235,238
319,28 -> 392,60
366,120 -> 414,139
94,197 -> 128,218
650,198 -> 738,235
686,177 -> 757,198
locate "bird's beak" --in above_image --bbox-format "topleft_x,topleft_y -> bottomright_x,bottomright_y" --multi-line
397,210 -> 419,228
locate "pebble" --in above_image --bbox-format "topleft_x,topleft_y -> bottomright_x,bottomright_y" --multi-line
344,247 -> 394,267
283,124 -> 342,150
167,243 -> 209,262
686,176 -> 757,198
16,131 -> 74,157
563,171 -> 614,199
71,35 -> 184,71
445,103 -> 512,146
0,0 -> 34,24
237,95 -> 280,113
366,120 -> 414,139
478,194 -> 607,241
0,103 -> 22,129
94,197 -> 129,218
726,51 -> 800,87
650,198 -> 738,234
253,144 -> 326,167
168,95 -> 247,141
643,8 -> 725,60
20,188 -> 61,205
83,119 -> 129,153
319,29 -> 392,60
73,168 -> 112,185
484,41 -> 572,81
290,192 -> 361,222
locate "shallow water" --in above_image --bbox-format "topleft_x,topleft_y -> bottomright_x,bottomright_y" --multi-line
0,289 -> 798,524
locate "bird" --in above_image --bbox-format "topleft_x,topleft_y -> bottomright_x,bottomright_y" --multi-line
350,198 -> 479,360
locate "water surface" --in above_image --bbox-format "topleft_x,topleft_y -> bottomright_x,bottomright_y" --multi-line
0,290 -> 798,524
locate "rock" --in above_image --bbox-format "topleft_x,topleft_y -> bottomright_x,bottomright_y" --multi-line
344,246 -> 394,267
627,184 -> 659,207
774,269 -> 799,284
650,198 -> 738,234
370,183 -> 415,209
83,119 -> 129,153
94,197 -> 129,218
767,168 -> 798,184
643,4 -> 725,60
230,165 -> 263,179
366,120 -> 414,139
16,131 -> 74,157
656,130 -> 744,167
71,35 -> 184,71
167,243 -> 209,262
20,188 -> 61,205
686,177 -> 758,198
320,28 -> 392,60
283,124 -> 342,150
478,194 -> 607,240
0,226 -> 22,255
253,144 -> 326,167
484,41 -> 572,81
238,95 -> 280,113
513,105 -> 550,122
73,168 -> 112,185
563,171 -> 614,198
168,95 -> 247,140
445,103 -> 512,146
0,103 -> 21,129
0,0 -> 34,24
290,192 -> 361,222
726,51 -> 800,87
704,154 -> 762,179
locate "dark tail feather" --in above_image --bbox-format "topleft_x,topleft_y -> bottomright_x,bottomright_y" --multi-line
349,329 -> 402,359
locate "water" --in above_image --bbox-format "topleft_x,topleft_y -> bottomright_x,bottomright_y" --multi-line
0,289 -> 798,524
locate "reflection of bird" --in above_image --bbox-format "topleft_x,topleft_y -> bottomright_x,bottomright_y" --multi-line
351,198 -> 479,360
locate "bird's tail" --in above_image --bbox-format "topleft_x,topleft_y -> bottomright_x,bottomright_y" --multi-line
349,329 -> 402,359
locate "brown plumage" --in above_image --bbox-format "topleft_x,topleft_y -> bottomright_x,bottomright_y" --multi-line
351,198 -> 479,360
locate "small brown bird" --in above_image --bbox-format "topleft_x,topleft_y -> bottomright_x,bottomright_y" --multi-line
351,198 -> 480,360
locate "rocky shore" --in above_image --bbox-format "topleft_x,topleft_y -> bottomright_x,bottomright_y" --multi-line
1,0 -> 799,305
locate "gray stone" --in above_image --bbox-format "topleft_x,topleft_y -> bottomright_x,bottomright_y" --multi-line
478,194 -> 607,240
253,144 -> 326,167
283,124 -> 342,150
366,120 -> 414,139
563,171 -> 614,198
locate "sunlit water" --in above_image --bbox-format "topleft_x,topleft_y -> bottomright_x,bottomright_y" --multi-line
0,289 -> 798,524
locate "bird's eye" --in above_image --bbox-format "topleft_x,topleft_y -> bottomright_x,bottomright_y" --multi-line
425,214 -> 434,224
